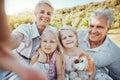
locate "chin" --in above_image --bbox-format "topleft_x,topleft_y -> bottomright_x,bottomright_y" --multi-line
66,46 -> 75,49
90,39 -> 98,42
41,24 -> 47,27
89,36 -> 98,41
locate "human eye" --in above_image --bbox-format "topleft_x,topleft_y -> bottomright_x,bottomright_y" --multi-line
62,36 -> 66,40
50,40 -> 55,43
69,35 -> 73,38
97,25 -> 104,29
39,10 -> 44,14
89,25 -> 94,28
47,12 -> 52,16
42,40 -> 47,43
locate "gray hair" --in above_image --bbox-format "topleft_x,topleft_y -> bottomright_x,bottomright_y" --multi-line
88,9 -> 114,27
34,0 -> 54,13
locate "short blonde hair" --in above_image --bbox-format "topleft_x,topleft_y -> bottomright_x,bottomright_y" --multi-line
34,0 -> 54,13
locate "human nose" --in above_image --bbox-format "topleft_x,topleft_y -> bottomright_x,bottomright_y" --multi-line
43,13 -> 49,17
91,27 -> 97,33
46,43 -> 50,46
66,37 -> 70,41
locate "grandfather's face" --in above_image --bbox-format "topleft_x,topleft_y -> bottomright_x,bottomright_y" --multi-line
88,16 -> 109,43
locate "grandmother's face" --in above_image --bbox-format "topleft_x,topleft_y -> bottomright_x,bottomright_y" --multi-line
35,4 -> 53,30
88,16 -> 109,43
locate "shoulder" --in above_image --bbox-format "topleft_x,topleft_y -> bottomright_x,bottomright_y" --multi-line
56,52 -> 63,58
48,25 -> 57,29
77,29 -> 88,34
105,36 -> 120,62
77,47 -> 86,54
12,23 -> 32,34
16,23 -> 32,30
46,25 -> 58,33
56,52 -> 64,61
106,36 -> 120,52
77,29 -> 88,38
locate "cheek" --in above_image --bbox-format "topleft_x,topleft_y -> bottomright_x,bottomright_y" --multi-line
75,39 -> 78,44
101,33 -> 106,38
61,40 -> 66,46
41,42 -> 45,47
48,16 -> 51,21
52,44 -> 57,50
88,29 -> 92,34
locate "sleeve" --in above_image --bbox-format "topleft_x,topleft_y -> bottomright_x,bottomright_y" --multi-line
108,59 -> 120,80
12,24 -> 31,42
77,29 -> 88,38
107,40 -> 120,79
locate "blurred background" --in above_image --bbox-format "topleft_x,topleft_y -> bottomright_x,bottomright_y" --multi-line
5,0 -> 120,47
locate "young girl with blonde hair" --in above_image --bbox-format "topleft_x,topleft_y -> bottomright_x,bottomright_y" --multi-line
31,29 -> 64,80
59,26 -> 95,80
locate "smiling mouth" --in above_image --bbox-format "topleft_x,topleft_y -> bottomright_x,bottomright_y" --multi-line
90,34 -> 99,37
41,20 -> 47,23
91,35 -> 97,37
45,48 -> 51,50
41,18 -> 49,22
66,41 -> 73,44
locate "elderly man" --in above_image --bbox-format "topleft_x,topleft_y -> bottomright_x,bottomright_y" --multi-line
78,9 -> 120,80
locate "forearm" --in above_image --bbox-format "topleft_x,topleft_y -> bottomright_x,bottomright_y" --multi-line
56,54 -> 65,80
89,72 -> 96,80
11,32 -> 24,49
0,45 -> 21,71
57,74 -> 65,80
0,49 -> 47,80
89,65 -> 96,80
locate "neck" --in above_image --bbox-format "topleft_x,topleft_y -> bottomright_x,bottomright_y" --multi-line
37,25 -> 47,35
89,37 -> 106,48
64,47 -> 78,55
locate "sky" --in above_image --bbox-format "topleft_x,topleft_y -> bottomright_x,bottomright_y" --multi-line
5,0 -> 104,15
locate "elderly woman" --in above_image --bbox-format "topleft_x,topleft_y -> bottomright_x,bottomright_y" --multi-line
11,0 -> 57,64
77,9 -> 120,80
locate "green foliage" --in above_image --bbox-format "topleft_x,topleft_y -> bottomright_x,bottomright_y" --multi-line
7,0 -> 120,30
7,14 -> 34,30
79,18 -> 88,29
51,0 -> 120,29
50,21 -> 62,29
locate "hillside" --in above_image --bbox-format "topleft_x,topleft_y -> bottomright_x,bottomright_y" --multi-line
7,0 -> 120,47
51,0 -> 120,29
7,0 -> 120,30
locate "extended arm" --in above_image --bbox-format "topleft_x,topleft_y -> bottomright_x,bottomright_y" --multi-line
11,32 -> 24,49
56,53 -> 65,80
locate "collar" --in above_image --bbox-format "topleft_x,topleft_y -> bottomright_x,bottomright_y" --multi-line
83,32 -> 90,48
31,22 -> 40,39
